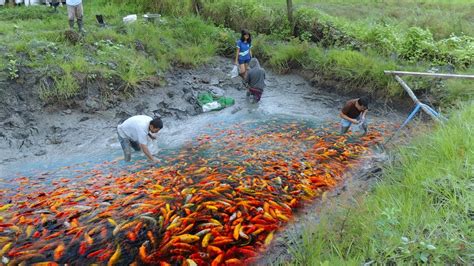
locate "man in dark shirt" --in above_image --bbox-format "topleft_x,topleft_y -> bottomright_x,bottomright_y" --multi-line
340,97 -> 369,134
245,58 -> 266,103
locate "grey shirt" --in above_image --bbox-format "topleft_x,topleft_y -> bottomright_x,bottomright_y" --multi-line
245,58 -> 266,90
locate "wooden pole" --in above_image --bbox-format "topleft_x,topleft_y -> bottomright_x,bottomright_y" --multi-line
394,75 -> 441,122
384,70 -> 474,79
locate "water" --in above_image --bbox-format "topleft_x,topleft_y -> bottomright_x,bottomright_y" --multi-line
0,112 -> 386,265
0,63 -> 397,264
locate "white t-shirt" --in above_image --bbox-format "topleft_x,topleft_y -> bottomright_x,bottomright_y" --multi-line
117,115 -> 156,145
66,0 -> 82,6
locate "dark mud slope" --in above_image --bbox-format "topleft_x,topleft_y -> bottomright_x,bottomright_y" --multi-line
0,56 -> 400,176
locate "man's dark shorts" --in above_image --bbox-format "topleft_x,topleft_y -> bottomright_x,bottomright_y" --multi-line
117,132 -> 141,162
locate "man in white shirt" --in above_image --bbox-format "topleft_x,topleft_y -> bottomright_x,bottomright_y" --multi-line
117,115 -> 162,162
66,0 -> 83,33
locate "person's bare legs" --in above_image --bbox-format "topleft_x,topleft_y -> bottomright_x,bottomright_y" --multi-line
238,63 -> 246,78
340,126 -> 350,134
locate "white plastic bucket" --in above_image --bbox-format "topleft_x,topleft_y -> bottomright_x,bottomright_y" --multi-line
123,14 -> 137,24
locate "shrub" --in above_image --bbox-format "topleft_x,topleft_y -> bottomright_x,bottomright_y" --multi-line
266,39 -> 309,73
399,27 -> 438,64
362,25 -> 401,56
201,0 -> 283,35
215,27 -> 238,57
436,35 -> 474,69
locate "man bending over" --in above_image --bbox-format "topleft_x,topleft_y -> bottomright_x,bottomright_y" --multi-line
117,115 -> 162,162
245,58 -> 266,103
340,97 -> 369,135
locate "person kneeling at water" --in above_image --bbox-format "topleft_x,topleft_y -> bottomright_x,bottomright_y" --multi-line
245,58 -> 266,103
340,97 -> 369,135
117,115 -> 162,162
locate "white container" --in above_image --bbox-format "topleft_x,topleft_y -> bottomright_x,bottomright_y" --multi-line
25,0 -> 41,5
143,13 -> 161,23
202,101 -> 222,112
123,14 -> 137,24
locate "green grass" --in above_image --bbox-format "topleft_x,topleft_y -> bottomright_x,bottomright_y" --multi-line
265,38 -> 309,72
286,102 -> 474,265
186,0 -> 474,70
253,37 -> 404,96
39,73 -> 80,102
267,0 -> 474,39
0,2 -> 226,102
0,0 -> 472,105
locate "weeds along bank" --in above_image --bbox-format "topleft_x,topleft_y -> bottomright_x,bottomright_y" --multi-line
0,0 -> 472,106
0,5 -> 231,103
210,0 -> 473,106
118,0 -> 473,106
286,102 -> 474,265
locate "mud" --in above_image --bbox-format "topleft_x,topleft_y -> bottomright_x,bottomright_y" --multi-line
1,56 -> 399,174
0,56 -> 403,263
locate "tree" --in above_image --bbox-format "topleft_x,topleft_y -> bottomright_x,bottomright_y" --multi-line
287,0 -> 294,34
191,0 -> 203,15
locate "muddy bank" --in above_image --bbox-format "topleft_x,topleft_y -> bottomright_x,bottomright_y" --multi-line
0,58 -> 229,168
0,56 -> 401,175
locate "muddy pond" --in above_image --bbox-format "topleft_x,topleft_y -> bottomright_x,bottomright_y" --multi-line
0,57 -> 399,265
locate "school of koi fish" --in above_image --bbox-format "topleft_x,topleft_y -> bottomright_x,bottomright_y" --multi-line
0,120 -> 386,266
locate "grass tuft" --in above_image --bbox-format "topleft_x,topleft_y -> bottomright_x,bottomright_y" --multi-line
39,73 -> 80,102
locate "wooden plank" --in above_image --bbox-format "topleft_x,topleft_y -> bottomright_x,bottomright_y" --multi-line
394,75 -> 441,122
384,70 -> 474,79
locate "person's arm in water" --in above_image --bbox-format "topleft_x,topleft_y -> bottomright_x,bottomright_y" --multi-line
140,144 -> 159,163
360,109 -> 368,120
340,112 -> 359,124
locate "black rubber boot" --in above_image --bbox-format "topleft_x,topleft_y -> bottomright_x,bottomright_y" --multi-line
96,14 -> 106,27
68,20 -> 74,30
77,19 -> 84,34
